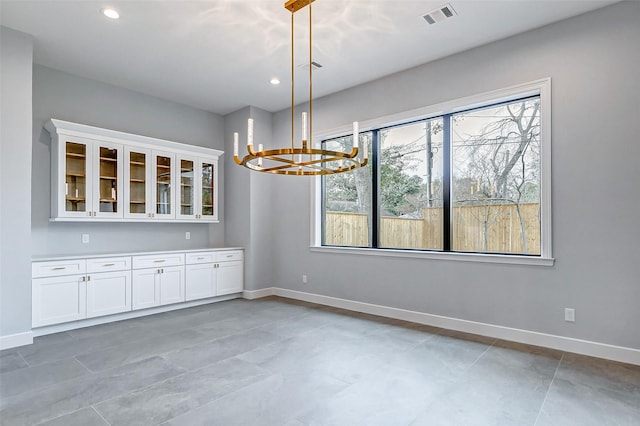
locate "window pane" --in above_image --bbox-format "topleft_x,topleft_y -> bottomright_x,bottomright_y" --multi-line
379,119 -> 443,250
451,97 -> 541,255
322,133 -> 372,247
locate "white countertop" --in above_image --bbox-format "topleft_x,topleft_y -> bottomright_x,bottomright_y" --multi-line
32,247 -> 244,262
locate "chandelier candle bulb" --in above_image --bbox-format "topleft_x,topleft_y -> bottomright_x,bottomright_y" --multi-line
353,122 -> 359,148
233,132 -> 239,157
247,119 -> 254,146
302,112 -> 308,142
258,144 -> 264,167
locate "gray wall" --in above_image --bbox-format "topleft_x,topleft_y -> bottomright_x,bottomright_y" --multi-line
32,65 -> 226,256
265,2 -> 640,350
1,27 -> 33,338
224,106 -> 275,291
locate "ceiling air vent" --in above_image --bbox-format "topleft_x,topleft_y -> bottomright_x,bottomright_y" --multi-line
422,3 -> 457,25
298,61 -> 323,71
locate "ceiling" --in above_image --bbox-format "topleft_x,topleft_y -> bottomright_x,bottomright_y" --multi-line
1,0 -> 618,115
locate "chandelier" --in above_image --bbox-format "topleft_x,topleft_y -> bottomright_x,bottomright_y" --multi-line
233,0 -> 368,175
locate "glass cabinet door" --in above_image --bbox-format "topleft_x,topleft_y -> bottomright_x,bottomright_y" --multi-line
98,146 -> 118,213
125,148 -> 150,217
65,141 -> 88,214
201,161 -> 215,218
155,154 -> 173,216
180,159 -> 195,217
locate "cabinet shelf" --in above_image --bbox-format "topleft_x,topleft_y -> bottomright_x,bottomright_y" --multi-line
130,161 -> 146,166
66,197 -> 86,202
129,179 -> 145,183
66,153 -> 86,159
129,200 -> 145,204
100,157 -> 117,162
100,176 -> 117,180
67,173 -> 86,177
99,198 -> 117,202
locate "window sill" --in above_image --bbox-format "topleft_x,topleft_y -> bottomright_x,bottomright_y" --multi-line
310,246 -> 555,266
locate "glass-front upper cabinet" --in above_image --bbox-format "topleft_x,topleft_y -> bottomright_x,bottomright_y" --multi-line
124,147 -> 152,219
64,141 -> 89,215
152,151 -> 175,219
46,119 -> 222,222
178,158 -> 195,219
175,154 -> 218,221
200,160 -> 216,220
54,137 -> 123,219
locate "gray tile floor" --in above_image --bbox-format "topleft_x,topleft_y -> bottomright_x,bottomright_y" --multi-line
0,297 -> 638,426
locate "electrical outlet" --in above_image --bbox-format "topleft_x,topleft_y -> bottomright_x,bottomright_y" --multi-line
81,234 -> 90,244
565,308 -> 575,322
185,231 -> 191,240
302,274 -> 308,284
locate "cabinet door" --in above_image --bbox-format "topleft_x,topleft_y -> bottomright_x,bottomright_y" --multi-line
159,265 -> 185,305
58,138 -> 93,218
185,263 -> 216,301
86,271 -> 132,318
176,155 -> 197,220
152,151 -> 176,219
124,147 -> 153,219
32,275 -> 87,327
216,261 -> 244,296
92,141 -> 123,218
199,158 -> 217,221
132,268 -> 160,310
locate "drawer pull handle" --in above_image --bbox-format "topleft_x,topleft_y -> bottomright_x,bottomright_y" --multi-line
103,263 -> 115,267
197,257 -> 205,260
153,260 -> 166,263
52,267 -> 66,270
226,255 -> 233,258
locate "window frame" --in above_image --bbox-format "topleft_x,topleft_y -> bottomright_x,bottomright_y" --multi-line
311,79 -> 553,266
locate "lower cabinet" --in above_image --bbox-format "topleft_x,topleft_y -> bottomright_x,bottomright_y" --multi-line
185,263 -> 216,301
32,270 -> 132,327
217,261 -> 244,296
32,248 -> 243,329
132,265 -> 185,309
185,250 -> 244,301
86,270 -> 132,318
32,274 -> 87,327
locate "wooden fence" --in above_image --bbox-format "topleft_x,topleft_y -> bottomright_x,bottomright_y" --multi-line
325,203 -> 540,255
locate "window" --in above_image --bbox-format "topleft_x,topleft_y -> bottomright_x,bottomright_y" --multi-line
318,80 -> 551,263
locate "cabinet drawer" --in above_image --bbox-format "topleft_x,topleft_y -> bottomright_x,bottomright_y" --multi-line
185,252 -> 216,265
216,251 -> 243,262
133,253 -> 185,269
32,259 -> 86,278
87,257 -> 131,273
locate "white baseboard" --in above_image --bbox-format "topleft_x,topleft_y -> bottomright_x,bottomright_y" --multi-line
0,331 -> 33,350
242,288 -> 276,299
245,287 -> 640,366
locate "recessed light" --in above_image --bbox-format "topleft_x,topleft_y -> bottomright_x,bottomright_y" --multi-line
270,78 -> 281,85
101,8 -> 120,20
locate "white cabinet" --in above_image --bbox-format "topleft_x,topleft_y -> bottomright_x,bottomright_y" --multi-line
32,248 -> 242,329
216,261 -> 244,296
45,119 -> 222,223
50,135 -> 124,220
32,256 -> 132,327
132,254 -> 185,309
86,270 -> 132,318
32,274 -> 87,327
176,155 -> 219,222
185,250 -> 243,301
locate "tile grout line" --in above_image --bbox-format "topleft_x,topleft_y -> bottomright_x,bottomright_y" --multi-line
91,404 -> 113,426
533,351 -> 565,426
74,355 -> 96,373
16,350 -> 31,368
